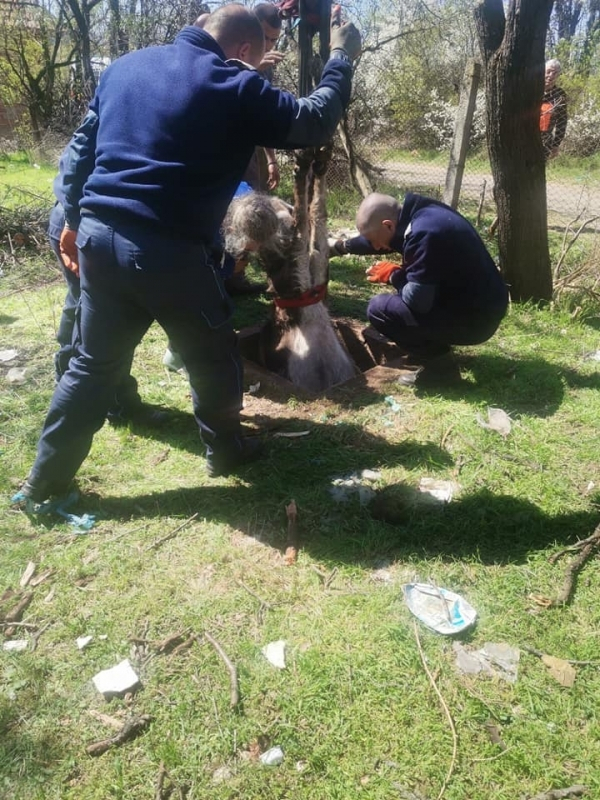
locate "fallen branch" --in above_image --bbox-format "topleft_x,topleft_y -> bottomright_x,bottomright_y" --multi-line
155,761 -> 167,800
170,635 -> 196,657
146,513 -> 199,551
87,710 -> 124,730
547,523 -> 600,607
0,621 -> 38,629
522,644 -> 599,667
86,714 -> 153,757
440,424 -> 454,450
413,621 -> 457,800
203,632 -> 240,709
154,630 -> 191,655
2,592 -> 34,623
236,579 -> 273,610
526,786 -> 587,800
30,621 -> 52,652
284,499 -> 299,565
553,213 -> 599,284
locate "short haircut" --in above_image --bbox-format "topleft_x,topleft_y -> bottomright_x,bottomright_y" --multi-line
254,2 -> 282,29
546,58 -> 561,73
356,193 -> 400,233
204,4 -> 265,55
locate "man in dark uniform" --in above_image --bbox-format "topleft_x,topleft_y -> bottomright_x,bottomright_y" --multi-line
18,4 -> 361,505
330,192 -> 508,388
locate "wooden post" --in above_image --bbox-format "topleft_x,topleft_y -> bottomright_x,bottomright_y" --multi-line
443,60 -> 481,209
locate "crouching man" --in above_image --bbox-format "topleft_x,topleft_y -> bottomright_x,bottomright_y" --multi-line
330,192 -> 509,388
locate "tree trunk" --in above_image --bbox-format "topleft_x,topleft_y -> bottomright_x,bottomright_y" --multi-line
475,0 -> 554,302
64,0 -> 98,97
109,0 -> 129,58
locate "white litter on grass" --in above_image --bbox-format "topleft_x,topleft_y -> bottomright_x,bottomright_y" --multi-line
403,583 -> 477,635
476,407 -> 512,436
259,746 -> 284,766
0,349 -> 18,362
273,430 -> 310,438
583,349 -> 600,361
77,635 -> 94,650
92,659 -> 140,699
3,639 -> 28,652
262,640 -> 287,669
418,478 -> 460,503
6,367 -> 27,385
248,382 -> 261,394
329,469 -> 382,505
453,641 -> 520,683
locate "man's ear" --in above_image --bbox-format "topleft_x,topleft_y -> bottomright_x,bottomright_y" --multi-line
235,42 -> 263,69
382,219 -> 395,231
237,41 -> 253,64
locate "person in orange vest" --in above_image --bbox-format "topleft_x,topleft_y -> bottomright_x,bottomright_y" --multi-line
540,58 -> 568,160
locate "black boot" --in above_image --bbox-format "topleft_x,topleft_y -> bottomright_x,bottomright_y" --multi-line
107,402 -> 171,427
398,352 -> 462,388
206,438 -> 263,478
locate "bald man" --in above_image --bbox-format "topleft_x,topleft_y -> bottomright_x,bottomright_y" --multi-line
17,4 -> 361,507
331,192 -> 508,388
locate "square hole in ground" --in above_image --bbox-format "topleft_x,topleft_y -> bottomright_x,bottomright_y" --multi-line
238,318 -> 408,399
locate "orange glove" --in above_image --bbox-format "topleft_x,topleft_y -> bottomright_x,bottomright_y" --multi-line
365,261 -> 402,284
59,227 -> 79,277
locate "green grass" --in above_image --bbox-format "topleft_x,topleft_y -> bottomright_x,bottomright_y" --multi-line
1,171 -> 600,800
0,153 -> 56,207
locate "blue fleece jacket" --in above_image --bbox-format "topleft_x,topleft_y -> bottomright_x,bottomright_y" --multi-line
345,193 -> 508,318
58,26 -> 352,243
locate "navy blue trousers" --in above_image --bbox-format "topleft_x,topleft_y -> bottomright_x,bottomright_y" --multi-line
49,204 -> 142,412
367,292 -> 506,359
28,214 -> 244,494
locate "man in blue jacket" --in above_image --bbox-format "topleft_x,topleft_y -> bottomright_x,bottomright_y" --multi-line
18,4 -> 361,505
331,192 -> 508,388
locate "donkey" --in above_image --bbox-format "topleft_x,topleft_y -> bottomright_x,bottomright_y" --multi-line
225,146 -> 356,393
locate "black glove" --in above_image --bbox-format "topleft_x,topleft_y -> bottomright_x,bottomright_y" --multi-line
330,23 -> 361,62
328,237 -> 347,258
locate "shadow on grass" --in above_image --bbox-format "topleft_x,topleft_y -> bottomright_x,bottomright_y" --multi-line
369,485 -> 600,565
40,417 -> 451,531
71,482 -> 599,569
581,315 -> 600,331
0,664 -> 69,796
42,413 -> 598,568
440,352 -> 600,417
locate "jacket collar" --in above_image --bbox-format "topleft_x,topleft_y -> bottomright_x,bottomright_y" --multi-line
175,25 -> 227,61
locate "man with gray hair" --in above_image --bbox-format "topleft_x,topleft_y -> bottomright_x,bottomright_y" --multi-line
541,58 -> 568,159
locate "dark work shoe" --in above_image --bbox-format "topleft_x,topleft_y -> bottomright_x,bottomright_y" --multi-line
206,438 -> 264,478
107,403 -> 171,428
224,274 -> 268,297
398,355 -> 462,389
16,477 -> 72,505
